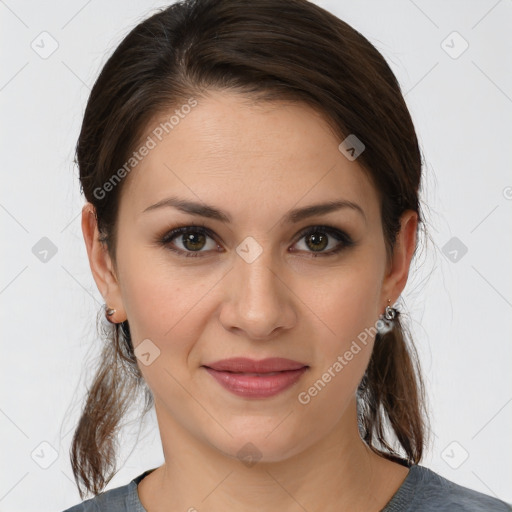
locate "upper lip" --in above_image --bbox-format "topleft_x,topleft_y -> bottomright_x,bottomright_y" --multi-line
203,357 -> 308,373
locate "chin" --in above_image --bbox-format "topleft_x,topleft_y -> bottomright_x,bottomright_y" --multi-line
206,422 -> 314,466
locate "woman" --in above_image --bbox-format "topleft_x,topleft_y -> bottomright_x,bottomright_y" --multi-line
62,0 -> 511,510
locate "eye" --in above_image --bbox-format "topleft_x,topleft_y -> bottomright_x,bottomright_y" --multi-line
159,225 -> 219,257
158,224 -> 354,258
291,225 -> 354,257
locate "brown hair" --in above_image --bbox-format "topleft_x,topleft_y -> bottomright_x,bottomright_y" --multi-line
71,0 -> 429,498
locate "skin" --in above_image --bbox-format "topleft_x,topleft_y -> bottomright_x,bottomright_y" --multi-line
82,90 -> 418,512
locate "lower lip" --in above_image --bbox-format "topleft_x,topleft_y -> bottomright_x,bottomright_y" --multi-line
203,367 -> 308,398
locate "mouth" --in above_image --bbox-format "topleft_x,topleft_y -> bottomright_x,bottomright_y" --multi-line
203,357 -> 307,373
201,358 -> 309,398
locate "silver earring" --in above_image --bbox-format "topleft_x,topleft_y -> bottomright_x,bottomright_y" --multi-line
105,304 -> 116,322
377,299 -> 398,334
384,304 -> 397,320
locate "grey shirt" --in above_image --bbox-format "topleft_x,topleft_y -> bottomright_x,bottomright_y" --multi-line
62,464 -> 512,511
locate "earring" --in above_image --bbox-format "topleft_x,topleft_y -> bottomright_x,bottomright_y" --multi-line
377,299 -> 398,334
384,299 -> 397,321
105,304 -> 117,323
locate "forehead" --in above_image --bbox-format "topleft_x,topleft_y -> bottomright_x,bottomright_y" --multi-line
119,91 -> 380,226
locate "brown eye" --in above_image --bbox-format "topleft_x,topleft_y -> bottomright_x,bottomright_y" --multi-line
181,231 -> 207,251
292,226 -> 354,257
160,226 -> 219,257
159,224 -> 354,259
304,231 -> 329,252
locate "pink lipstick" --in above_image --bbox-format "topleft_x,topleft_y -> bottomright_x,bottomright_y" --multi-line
202,357 -> 308,399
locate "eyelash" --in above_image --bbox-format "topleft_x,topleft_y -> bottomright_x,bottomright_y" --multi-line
157,224 -> 355,258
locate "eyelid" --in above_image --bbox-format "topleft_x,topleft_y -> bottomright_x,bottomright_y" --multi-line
158,223 -> 354,257
159,222 -> 213,243
293,224 -> 352,244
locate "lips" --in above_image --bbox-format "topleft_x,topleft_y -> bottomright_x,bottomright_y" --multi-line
202,358 -> 309,398
203,357 -> 307,373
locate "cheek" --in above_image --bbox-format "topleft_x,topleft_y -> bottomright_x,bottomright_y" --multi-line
296,252 -> 384,396
116,243 -> 224,373
303,258 -> 384,350
117,267 -> 202,402
116,232 -> 192,324
294,273 -> 381,421
121,270 -> 212,342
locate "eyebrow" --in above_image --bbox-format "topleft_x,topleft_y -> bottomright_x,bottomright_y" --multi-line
142,196 -> 366,224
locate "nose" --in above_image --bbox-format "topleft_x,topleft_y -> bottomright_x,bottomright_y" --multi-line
219,244 -> 297,341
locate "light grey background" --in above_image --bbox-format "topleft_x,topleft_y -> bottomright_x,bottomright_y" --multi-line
1,0 -> 511,510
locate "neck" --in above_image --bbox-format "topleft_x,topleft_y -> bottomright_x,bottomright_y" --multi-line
138,396 -> 409,512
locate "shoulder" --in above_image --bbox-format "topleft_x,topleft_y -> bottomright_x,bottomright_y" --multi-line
60,470 -> 155,512
384,464 -> 512,512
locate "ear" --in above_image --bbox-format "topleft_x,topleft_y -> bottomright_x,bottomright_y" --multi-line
81,202 -> 126,323
381,210 -> 418,308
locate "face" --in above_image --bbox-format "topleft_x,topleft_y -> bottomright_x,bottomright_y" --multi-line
85,90 -> 416,463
